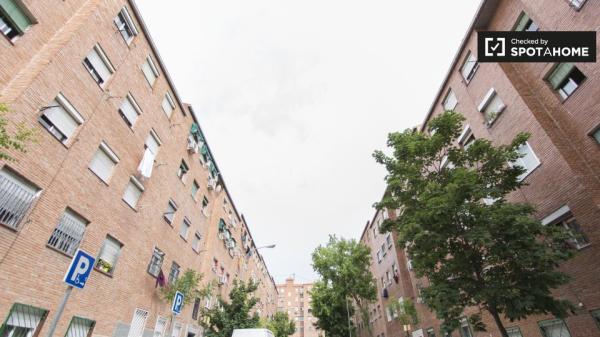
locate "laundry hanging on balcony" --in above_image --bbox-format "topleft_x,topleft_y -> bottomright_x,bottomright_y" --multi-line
137,147 -> 156,178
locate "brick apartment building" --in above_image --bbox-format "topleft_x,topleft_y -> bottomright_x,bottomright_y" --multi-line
276,278 -> 322,337
0,0 -> 277,337
356,1 -> 600,337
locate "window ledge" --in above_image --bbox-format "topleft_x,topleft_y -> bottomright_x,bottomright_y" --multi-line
88,168 -> 111,186
519,162 -> 542,182
122,199 -> 139,212
45,244 -> 74,258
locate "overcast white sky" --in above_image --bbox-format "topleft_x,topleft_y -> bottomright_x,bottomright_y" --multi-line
137,0 -> 481,284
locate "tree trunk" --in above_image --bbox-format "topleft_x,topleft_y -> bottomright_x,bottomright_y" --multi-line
487,306 -> 509,337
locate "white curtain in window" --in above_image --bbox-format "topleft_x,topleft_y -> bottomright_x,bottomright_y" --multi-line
137,148 -> 155,178
44,101 -> 79,139
99,237 -> 121,266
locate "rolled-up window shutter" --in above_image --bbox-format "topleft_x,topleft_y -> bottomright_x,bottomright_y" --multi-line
86,47 -> 112,83
120,96 -> 140,126
0,0 -> 31,33
44,101 -> 79,139
548,63 -> 574,89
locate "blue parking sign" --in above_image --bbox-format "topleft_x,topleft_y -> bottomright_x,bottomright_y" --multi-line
63,249 -> 95,289
172,291 -> 184,315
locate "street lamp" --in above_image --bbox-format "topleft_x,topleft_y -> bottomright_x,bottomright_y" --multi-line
257,244 -> 276,249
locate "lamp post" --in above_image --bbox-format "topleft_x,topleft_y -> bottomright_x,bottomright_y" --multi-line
257,244 -> 276,249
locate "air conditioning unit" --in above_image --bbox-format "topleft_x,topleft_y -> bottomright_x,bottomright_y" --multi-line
187,136 -> 198,153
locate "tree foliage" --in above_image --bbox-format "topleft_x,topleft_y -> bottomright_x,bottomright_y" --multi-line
0,102 -> 36,161
200,280 -> 261,337
160,269 -> 204,305
265,311 -> 296,337
373,111 -> 575,337
310,236 -> 377,337
387,298 -> 419,326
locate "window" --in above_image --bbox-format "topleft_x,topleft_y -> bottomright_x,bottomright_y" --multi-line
192,232 -> 202,252
506,327 -> 523,337
83,45 -> 114,86
177,160 -> 189,182
123,177 -> 144,209
386,233 -> 392,248
542,205 -> 589,250
546,63 -> 586,100
568,0 -> 587,10
148,247 -> 164,277
426,328 -> 436,337
0,168 -> 39,230
442,89 -> 458,111
460,51 -> 478,82
201,196 -> 209,216
458,125 -> 475,150
191,180 -> 199,199
65,316 -> 95,337
161,93 -> 175,118
141,56 -> 159,86
477,88 -> 506,126
164,199 -> 177,224
376,250 -> 382,263
39,93 -> 84,144
114,7 -> 138,44
127,308 -> 149,337
459,318 -> 473,337
591,127 -> 600,145
168,261 -> 180,284
95,235 -> 122,275
47,209 -> 87,256
538,318 -> 571,337
119,93 -> 142,127
192,298 -> 201,320
0,0 -> 33,40
0,303 -> 48,337
381,243 -> 386,256
514,12 -> 539,31
138,130 -> 161,179
179,217 -> 190,240
171,322 -> 182,337
88,142 -> 119,183
591,309 -> 600,330
153,316 -> 167,337
512,142 -> 541,181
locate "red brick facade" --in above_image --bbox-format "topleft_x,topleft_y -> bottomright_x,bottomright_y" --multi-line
0,1 -> 277,337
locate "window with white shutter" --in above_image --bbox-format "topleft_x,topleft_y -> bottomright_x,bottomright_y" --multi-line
180,217 -> 190,240
460,51 -> 478,82
119,93 -> 142,127
0,303 -> 48,337
39,93 -> 84,144
145,130 -> 161,156
164,199 -> 177,224
442,89 -> 458,111
142,56 -> 159,86
65,316 -> 95,337
123,177 -> 144,209
192,232 -> 202,252
47,209 -> 88,256
127,308 -> 149,337
89,142 -> 119,183
512,142 -> 541,181
114,7 -> 138,44
161,93 -> 175,118
477,88 -> 506,126
83,44 -> 115,86
95,235 -> 122,275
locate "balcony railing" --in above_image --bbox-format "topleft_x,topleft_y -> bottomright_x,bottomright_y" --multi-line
0,175 -> 38,230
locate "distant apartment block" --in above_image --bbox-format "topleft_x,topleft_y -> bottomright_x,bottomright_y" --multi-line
277,278 -> 323,337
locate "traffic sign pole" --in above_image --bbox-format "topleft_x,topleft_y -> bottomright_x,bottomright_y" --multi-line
45,286 -> 73,337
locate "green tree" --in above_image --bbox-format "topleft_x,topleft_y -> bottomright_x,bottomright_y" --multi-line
265,312 -> 295,337
373,111 -> 575,337
311,236 -> 377,337
200,280 -> 261,337
387,298 -> 419,327
160,269 -> 204,337
0,102 -> 36,161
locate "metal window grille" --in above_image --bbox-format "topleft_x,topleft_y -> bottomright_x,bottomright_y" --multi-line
65,316 -> 95,337
148,248 -> 164,277
153,316 -> 167,337
47,210 -> 87,256
0,174 -> 39,230
127,309 -> 149,337
0,303 -> 48,337
168,262 -> 180,284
